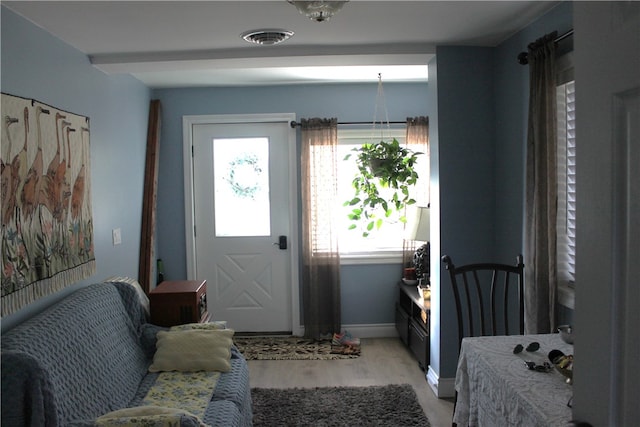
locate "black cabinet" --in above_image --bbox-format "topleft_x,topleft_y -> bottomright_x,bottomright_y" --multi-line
395,303 -> 410,345
396,282 -> 430,370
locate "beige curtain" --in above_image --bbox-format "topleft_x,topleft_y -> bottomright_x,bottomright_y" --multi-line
300,118 -> 341,339
406,116 -> 430,204
524,32 -> 558,334
403,117 -> 430,268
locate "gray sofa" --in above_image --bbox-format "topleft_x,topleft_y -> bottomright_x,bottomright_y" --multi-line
1,281 -> 253,427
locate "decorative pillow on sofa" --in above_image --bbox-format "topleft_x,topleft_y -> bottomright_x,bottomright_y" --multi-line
95,405 -> 208,427
149,329 -> 234,373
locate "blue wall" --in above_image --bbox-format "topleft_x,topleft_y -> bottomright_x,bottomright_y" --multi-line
432,2 -> 573,379
1,1 -> 573,385
152,83 -> 430,326
493,1 -> 574,263
433,46 -> 497,380
1,6 -> 151,331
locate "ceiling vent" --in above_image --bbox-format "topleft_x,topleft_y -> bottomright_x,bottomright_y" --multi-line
241,29 -> 294,46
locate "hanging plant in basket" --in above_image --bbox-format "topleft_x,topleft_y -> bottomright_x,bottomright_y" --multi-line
344,138 -> 422,237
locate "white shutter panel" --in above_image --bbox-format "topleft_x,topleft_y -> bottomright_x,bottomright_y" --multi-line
557,81 -> 576,285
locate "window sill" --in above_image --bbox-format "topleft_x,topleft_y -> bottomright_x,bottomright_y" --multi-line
558,283 -> 575,310
340,251 -> 403,265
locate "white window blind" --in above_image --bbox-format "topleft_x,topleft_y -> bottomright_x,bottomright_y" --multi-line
556,80 -> 576,286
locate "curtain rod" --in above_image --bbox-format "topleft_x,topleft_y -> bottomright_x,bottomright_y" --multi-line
517,29 -> 574,65
289,120 -> 406,128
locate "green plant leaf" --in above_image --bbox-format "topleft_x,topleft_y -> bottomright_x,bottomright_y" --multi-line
344,138 -> 422,236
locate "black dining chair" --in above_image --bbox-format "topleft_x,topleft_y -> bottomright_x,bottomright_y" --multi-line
442,254 -> 524,426
442,254 -> 525,352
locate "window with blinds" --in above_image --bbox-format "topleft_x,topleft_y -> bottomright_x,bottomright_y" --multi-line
556,80 -> 576,286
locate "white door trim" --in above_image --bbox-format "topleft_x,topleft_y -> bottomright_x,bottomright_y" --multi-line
182,113 -> 301,336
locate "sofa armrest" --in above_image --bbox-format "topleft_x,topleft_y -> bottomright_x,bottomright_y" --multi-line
1,351 -> 58,427
139,323 -> 168,359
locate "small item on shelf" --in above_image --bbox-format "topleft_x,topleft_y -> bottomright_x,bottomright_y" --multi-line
403,267 -> 417,280
413,242 -> 430,284
156,258 -> 165,284
417,284 -> 430,300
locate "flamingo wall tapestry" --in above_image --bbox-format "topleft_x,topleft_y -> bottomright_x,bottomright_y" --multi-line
1,93 -> 95,316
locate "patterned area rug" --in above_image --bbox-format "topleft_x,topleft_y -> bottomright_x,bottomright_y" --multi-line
252,384 -> 430,426
233,336 -> 360,360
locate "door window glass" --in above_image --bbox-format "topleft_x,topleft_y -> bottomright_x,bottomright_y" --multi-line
213,137 -> 270,236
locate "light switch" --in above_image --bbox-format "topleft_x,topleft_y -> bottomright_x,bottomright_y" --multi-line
112,228 -> 122,245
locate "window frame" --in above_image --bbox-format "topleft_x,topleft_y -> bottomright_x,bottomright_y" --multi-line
336,126 -> 427,264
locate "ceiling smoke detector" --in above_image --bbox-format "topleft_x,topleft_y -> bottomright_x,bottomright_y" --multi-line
241,29 -> 294,46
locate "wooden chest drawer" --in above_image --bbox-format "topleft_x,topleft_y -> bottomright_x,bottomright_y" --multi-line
149,280 -> 210,327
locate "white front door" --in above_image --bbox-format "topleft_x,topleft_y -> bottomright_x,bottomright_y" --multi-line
184,114 -> 299,333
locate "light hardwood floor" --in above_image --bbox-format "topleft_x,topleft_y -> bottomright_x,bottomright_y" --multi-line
247,337 -> 454,427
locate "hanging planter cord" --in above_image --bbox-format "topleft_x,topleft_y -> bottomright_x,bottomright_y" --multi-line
371,73 -> 391,141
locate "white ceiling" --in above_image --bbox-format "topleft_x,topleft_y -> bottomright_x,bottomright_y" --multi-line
3,1 -> 559,88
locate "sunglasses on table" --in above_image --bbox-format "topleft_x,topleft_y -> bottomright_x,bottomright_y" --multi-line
513,342 -> 540,354
512,342 -> 552,372
523,360 -> 553,372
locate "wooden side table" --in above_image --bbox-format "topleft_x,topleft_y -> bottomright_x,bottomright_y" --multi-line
149,280 -> 211,327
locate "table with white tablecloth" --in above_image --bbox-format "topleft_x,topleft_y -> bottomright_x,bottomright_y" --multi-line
454,333 -> 574,427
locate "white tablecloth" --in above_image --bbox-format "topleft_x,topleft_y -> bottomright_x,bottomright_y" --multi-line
454,333 -> 573,427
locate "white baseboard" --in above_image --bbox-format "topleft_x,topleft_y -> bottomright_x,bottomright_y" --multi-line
426,366 -> 456,398
341,323 -> 398,338
294,323 -> 398,339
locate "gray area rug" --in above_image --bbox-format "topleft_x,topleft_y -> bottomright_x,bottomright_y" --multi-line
251,384 -> 431,426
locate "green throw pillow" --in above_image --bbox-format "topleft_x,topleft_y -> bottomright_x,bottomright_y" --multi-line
149,329 -> 234,372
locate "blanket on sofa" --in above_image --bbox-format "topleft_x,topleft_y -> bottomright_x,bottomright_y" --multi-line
2,281 -> 253,427
143,371 -> 219,418
1,351 -> 57,426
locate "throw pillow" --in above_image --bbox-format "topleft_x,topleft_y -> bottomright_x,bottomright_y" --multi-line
149,329 -> 234,373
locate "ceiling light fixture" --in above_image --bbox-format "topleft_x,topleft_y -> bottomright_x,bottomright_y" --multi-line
241,29 -> 294,45
287,1 -> 349,22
